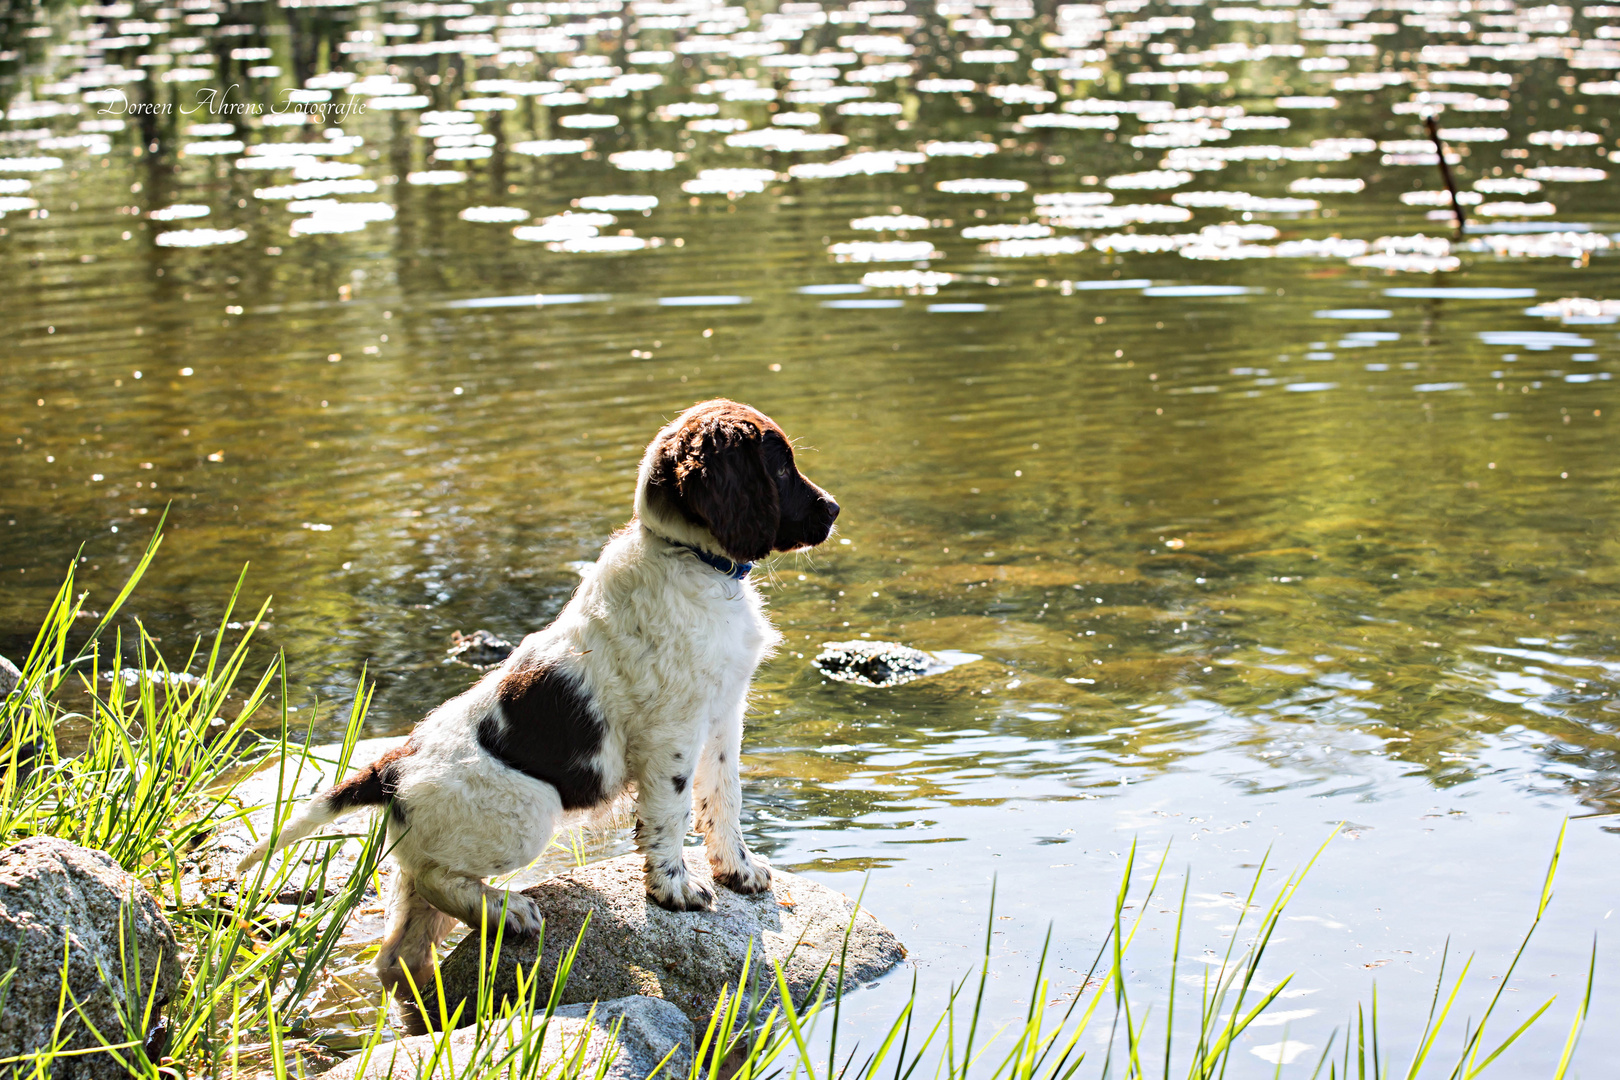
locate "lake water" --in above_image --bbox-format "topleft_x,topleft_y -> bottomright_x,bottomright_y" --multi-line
3,0 -> 1619,1071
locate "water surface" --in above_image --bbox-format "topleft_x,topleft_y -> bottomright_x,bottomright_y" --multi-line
3,0 -> 1619,1069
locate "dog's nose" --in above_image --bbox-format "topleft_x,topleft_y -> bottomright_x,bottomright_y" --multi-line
824,497 -> 840,523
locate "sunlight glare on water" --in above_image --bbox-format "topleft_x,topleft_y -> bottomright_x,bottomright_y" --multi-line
2,0 -> 1619,1068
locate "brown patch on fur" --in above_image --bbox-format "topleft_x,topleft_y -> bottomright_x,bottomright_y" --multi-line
482,659 -> 605,810
326,739 -> 416,813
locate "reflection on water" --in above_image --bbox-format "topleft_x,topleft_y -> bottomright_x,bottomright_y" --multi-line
2,0 -> 1618,1068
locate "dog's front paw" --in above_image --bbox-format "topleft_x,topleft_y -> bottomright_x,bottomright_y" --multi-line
712,849 -> 772,894
646,869 -> 715,912
498,892 -> 545,938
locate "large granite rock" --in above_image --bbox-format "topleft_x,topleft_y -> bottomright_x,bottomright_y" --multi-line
0,654 -> 20,699
435,848 -> 906,1025
0,836 -> 182,1079
320,995 -> 692,1080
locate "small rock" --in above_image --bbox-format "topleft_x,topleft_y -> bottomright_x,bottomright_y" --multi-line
812,640 -> 949,687
0,656 -> 46,777
447,629 -> 515,669
436,848 -> 905,1025
0,836 -> 182,1079
0,654 -> 19,698
319,995 -> 692,1080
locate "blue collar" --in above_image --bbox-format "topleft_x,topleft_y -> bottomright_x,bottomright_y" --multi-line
671,540 -> 753,580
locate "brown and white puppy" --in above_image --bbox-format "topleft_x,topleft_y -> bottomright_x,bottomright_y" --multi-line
238,400 -> 838,992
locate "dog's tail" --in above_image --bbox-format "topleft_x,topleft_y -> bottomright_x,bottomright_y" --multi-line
236,745 -> 410,874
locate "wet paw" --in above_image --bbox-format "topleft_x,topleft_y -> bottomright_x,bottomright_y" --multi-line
647,872 -> 715,912
712,851 -> 772,894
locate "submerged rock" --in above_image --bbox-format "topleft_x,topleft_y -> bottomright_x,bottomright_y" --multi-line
0,836 -> 181,1079
447,629 -> 515,668
812,640 -> 950,687
100,667 -> 201,689
320,996 -> 692,1080
435,847 -> 905,1025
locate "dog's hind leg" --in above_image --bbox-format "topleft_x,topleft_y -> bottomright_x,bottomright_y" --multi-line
414,862 -> 545,941
375,867 -> 456,996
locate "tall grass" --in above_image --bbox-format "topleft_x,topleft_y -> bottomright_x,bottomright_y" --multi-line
0,528 -> 1596,1078
0,523 -> 383,1077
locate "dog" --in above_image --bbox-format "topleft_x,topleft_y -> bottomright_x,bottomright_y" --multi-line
238,399 -> 839,990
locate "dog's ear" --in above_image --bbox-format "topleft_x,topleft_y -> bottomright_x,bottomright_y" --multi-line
674,421 -> 780,564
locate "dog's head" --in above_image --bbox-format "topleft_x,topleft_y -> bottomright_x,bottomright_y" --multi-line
635,399 -> 840,565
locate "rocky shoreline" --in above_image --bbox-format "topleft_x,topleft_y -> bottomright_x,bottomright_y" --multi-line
0,724 -> 906,1078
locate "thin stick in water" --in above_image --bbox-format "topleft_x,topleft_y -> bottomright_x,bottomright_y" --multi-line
1423,112 -> 1467,240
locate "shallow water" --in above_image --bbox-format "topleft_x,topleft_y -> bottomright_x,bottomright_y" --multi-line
3,0 -> 1620,1070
